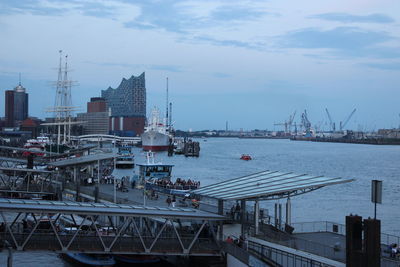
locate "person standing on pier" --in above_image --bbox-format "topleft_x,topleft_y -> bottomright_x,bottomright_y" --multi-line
166,196 -> 172,207
172,195 -> 176,207
235,203 -> 241,220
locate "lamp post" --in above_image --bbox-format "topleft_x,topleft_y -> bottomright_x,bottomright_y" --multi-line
113,157 -> 117,204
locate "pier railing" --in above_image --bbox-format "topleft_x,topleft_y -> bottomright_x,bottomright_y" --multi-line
247,239 -> 336,267
221,236 -> 336,267
250,225 -> 345,263
291,221 -> 400,246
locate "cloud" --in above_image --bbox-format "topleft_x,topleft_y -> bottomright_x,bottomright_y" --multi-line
363,62 -> 400,70
212,72 -> 231,78
123,1 -> 275,33
0,0 -> 139,21
279,27 -> 400,58
210,5 -> 273,22
85,61 -> 184,72
309,13 -> 394,24
193,35 -> 264,50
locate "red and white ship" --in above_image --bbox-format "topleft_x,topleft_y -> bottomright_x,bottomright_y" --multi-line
23,139 -> 46,157
141,107 -> 171,151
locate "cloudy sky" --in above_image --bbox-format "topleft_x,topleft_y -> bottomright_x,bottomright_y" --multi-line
0,0 -> 399,131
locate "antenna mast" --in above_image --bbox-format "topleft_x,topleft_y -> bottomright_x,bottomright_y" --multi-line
169,102 -> 172,129
166,77 -> 169,129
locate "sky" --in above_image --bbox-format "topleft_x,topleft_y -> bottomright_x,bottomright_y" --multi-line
0,0 -> 399,131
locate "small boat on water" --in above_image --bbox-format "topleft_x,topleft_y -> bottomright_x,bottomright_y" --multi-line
61,253 -> 116,267
240,154 -> 252,160
115,144 -> 134,169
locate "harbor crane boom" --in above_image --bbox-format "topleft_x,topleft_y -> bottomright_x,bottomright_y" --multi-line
340,108 -> 356,131
301,110 -> 311,132
274,111 -> 297,134
325,108 -> 336,132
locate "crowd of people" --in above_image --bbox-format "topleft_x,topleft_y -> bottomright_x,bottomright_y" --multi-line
230,203 -> 242,220
153,178 -> 200,189
225,235 -> 248,250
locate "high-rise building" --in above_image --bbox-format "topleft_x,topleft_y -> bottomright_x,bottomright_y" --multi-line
77,97 -> 109,135
101,73 -> 146,136
5,90 -> 14,127
5,81 -> 28,127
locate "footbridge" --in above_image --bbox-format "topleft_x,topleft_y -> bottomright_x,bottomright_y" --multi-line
0,198 -> 223,256
72,135 -> 141,144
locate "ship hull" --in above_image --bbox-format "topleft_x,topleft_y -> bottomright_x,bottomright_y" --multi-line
141,130 -> 170,151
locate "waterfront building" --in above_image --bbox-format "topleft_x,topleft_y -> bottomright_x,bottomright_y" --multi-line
20,117 -> 42,138
4,81 -> 28,127
101,73 -> 146,136
77,97 -> 109,135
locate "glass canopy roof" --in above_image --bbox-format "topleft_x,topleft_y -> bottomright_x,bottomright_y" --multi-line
192,170 -> 354,201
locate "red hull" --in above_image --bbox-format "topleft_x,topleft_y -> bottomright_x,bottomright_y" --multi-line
142,145 -> 169,151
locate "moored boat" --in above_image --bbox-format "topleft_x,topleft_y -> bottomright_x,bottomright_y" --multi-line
115,144 -> 134,168
141,107 -> 172,151
61,253 -> 116,267
134,152 -> 199,196
23,139 -> 46,157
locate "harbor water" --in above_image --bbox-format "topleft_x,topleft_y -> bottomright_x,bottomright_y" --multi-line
1,138 -> 399,266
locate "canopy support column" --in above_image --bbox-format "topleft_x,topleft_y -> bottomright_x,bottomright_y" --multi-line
254,200 -> 259,235
95,160 -> 100,202
286,197 -> 291,226
218,199 -> 224,240
241,199 -> 246,236
278,203 -> 282,229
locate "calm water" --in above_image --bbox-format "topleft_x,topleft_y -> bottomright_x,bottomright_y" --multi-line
2,138 -> 399,266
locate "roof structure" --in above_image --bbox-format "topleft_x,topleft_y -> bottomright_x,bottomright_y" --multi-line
0,198 -> 223,220
48,153 -> 119,168
192,170 -> 354,201
0,167 -> 53,173
0,156 -> 30,164
0,145 -> 45,153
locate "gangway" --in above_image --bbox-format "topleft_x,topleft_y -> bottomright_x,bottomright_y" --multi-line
0,167 -> 57,198
0,198 -> 223,255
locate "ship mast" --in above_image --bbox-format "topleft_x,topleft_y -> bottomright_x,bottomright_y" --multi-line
45,50 -> 79,146
165,77 -> 169,130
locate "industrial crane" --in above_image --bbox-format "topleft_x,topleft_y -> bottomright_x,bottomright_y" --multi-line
325,108 -> 336,132
274,111 -> 297,134
301,110 -> 312,135
340,108 -> 356,131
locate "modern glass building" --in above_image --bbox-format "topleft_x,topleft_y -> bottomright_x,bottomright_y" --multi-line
101,73 -> 146,117
101,73 -> 146,136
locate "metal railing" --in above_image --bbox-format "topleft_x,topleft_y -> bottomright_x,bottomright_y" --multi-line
247,240 -> 336,267
250,225 -> 345,263
221,236 -> 336,267
291,221 -> 400,246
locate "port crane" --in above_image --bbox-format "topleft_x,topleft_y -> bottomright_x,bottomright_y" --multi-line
340,108 -> 356,131
301,110 -> 312,136
274,111 -> 297,134
325,108 -> 336,132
